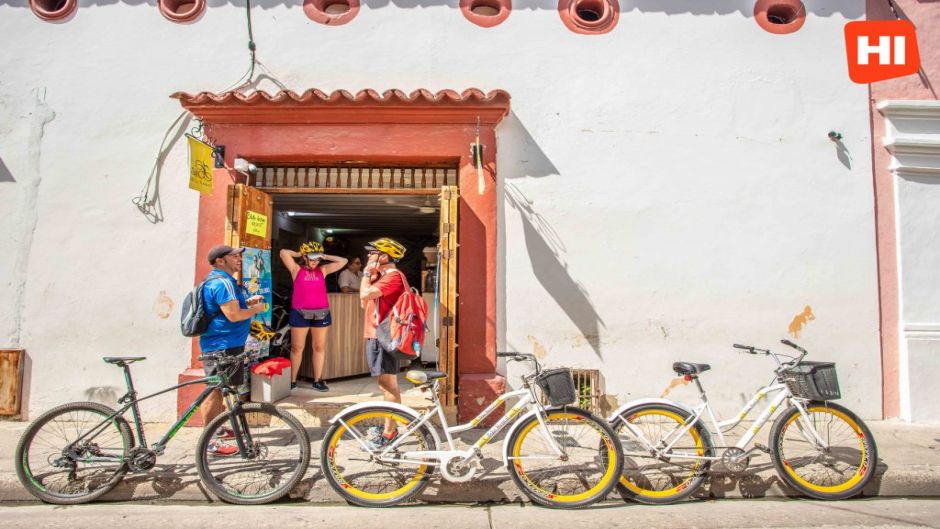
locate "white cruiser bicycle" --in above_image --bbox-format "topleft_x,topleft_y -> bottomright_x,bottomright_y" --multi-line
320,352 -> 623,508
608,339 -> 877,503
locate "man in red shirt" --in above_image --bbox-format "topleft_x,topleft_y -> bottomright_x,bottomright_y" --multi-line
359,237 -> 408,447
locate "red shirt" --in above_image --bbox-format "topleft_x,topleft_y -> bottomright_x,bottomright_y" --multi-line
363,269 -> 405,339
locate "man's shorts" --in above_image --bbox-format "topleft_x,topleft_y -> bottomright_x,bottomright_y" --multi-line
365,338 -> 399,376
289,309 -> 333,328
202,346 -> 247,388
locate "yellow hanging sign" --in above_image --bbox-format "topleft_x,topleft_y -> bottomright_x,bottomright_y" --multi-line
187,135 -> 214,195
246,210 -> 268,237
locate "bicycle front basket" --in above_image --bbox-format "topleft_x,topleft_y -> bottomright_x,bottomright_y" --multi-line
535,368 -> 578,407
783,361 -> 841,401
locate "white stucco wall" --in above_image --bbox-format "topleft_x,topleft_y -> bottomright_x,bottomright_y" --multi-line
1,1 -> 881,421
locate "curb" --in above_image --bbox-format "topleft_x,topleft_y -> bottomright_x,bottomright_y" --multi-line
3,463 -> 939,504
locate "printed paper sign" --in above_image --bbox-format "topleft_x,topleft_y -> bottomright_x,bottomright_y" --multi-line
246,210 -> 268,238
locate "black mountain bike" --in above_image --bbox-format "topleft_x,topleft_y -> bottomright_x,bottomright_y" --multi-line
14,350 -> 310,505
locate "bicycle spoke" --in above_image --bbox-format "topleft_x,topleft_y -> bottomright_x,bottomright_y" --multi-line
200,408 -> 308,501
777,407 -> 868,492
511,411 -> 618,505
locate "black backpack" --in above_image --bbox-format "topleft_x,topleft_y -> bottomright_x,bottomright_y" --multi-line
180,277 -> 222,337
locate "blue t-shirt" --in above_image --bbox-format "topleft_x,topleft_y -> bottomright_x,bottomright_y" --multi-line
198,270 -> 251,352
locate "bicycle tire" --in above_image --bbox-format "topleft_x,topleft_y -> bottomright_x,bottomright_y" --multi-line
769,401 -> 877,500
195,402 -> 310,505
14,402 -> 134,505
506,406 -> 623,508
613,403 -> 712,505
320,405 -> 438,507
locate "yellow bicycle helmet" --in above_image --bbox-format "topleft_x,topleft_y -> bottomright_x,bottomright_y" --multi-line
299,240 -> 324,256
250,320 -> 276,342
366,237 -> 406,261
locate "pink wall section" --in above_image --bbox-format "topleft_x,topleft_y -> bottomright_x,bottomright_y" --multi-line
867,0 -> 940,418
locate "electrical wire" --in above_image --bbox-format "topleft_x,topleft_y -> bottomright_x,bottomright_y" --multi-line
884,0 -> 902,21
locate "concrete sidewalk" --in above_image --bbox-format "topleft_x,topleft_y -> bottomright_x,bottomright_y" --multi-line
0,405 -> 938,504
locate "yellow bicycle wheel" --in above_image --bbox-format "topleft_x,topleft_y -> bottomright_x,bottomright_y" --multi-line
770,402 -> 877,500
320,407 -> 437,507
507,407 -> 622,508
615,403 -> 712,504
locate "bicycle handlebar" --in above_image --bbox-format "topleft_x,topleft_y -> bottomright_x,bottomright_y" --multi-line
496,351 -> 542,375
732,344 -> 770,355
198,351 -> 250,366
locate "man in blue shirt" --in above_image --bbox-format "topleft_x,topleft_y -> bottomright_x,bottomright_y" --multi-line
200,245 -> 265,452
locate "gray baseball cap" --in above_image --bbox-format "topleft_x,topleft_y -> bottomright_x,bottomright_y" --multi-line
207,245 -> 245,264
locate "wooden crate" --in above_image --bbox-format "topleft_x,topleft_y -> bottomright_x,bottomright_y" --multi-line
0,349 -> 25,416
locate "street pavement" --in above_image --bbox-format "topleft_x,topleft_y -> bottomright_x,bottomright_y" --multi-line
0,416 -> 939,503
0,498 -> 938,528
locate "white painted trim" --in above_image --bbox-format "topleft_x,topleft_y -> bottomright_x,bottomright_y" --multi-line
877,100 -> 940,118
903,323 -> 940,339
880,99 -> 940,421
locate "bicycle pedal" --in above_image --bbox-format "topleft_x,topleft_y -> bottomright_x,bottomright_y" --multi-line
753,442 -> 770,454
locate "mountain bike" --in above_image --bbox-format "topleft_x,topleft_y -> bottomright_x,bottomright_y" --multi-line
609,339 -> 876,503
320,352 -> 623,508
14,348 -> 310,505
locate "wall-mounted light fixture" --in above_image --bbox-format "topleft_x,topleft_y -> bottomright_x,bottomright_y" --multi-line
234,157 -> 258,175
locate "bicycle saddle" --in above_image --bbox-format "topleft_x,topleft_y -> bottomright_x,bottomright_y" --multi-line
672,362 -> 710,376
103,357 -> 147,365
404,370 -> 447,385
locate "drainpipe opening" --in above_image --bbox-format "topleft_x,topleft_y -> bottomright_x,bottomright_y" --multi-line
470,0 -> 501,16
324,0 -> 351,15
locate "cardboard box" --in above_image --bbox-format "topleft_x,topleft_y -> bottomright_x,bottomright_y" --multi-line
251,366 -> 291,403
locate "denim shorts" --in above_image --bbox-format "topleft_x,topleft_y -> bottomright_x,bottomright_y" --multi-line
289,309 -> 332,328
365,338 -> 399,376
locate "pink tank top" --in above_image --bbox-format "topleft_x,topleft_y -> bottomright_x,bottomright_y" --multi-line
291,267 -> 329,310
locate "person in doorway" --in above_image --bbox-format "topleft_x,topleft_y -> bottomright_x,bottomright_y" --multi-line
338,255 -> 363,293
199,245 -> 266,455
280,240 -> 347,392
359,237 -> 407,449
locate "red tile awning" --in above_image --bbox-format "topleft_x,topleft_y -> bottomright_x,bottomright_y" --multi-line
172,88 -> 511,126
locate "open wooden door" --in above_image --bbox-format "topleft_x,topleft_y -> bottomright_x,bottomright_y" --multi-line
438,186 -> 459,405
226,184 -> 273,251
226,184 -> 274,344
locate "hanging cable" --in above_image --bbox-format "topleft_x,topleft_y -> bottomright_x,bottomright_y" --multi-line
245,0 -> 257,85
884,0 -> 902,20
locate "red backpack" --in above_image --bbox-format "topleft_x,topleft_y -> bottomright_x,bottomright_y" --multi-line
375,270 -> 429,361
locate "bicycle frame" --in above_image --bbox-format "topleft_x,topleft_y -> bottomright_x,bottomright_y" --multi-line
67,361 -> 252,462
619,376 -> 830,462
339,381 -> 564,470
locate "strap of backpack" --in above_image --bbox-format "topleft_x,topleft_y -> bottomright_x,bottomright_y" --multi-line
373,269 -> 411,324
200,275 -> 228,317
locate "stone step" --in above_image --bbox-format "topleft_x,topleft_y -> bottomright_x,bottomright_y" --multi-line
269,376 -> 456,427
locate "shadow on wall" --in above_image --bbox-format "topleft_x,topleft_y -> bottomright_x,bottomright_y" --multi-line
0,156 -> 14,183
0,0 -> 864,17
499,112 -> 606,358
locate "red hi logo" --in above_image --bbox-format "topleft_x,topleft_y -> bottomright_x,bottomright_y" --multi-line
845,21 -> 920,84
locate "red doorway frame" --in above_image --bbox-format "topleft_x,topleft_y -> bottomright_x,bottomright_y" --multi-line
173,89 -> 511,425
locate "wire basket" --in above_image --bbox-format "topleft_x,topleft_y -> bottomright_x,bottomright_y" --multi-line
782,361 -> 841,401
535,368 -> 578,406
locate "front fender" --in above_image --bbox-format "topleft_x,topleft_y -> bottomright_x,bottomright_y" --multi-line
606,397 -> 695,424
328,401 -> 424,424
328,401 -> 443,449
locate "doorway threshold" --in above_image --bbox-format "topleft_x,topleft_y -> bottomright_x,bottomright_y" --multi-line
272,372 -> 448,427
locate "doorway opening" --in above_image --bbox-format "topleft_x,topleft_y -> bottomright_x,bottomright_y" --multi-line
226,164 -> 460,407
271,192 -> 442,381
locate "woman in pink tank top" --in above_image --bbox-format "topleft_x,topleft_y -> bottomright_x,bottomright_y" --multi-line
279,240 -> 348,392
